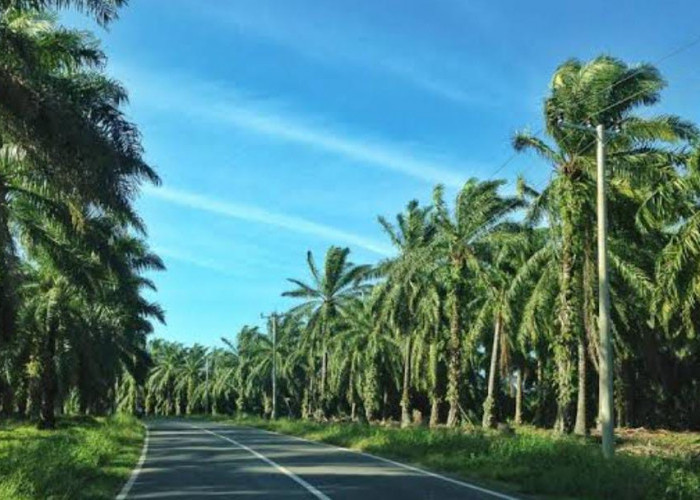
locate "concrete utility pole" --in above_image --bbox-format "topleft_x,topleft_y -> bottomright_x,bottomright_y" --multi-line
261,312 -> 278,420
597,124 -> 614,458
205,356 -> 210,415
558,119 -> 615,457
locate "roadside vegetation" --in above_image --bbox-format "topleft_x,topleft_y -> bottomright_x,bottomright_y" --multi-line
0,0 -> 163,429
0,415 -> 144,499
224,416 -> 700,500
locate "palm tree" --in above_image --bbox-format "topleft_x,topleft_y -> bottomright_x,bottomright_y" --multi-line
411,275 -> 446,427
0,11 -> 159,355
0,0 -> 126,26
283,246 -> 370,416
433,179 -> 522,427
21,264 -> 76,428
513,56 -> 697,433
646,150 -> 700,338
475,227 -> 533,428
376,200 -> 435,426
330,296 -> 398,422
146,341 -> 183,415
175,345 -> 207,415
202,347 -> 239,415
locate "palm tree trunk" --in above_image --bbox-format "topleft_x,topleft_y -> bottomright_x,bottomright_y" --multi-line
514,368 -> 524,425
187,381 -> 193,415
574,336 -> 588,435
446,289 -> 461,427
38,323 -> 58,430
363,355 -> 378,422
534,357 -> 544,425
321,349 -> 327,407
429,342 -> 440,428
482,313 -> 501,428
381,388 -> 388,423
0,378 -> 14,416
400,335 -> 411,428
302,387 -> 310,419
575,232 -> 596,436
0,177 -> 17,348
308,358 -> 315,418
348,358 -> 357,421
555,204 -> 576,433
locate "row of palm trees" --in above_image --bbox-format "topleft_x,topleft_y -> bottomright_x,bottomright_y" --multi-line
140,55 -> 700,433
0,1 -> 163,428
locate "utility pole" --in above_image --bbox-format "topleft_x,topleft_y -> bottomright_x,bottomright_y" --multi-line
597,124 -> 614,458
261,312 -> 278,420
205,356 -> 210,415
558,119 -> 615,457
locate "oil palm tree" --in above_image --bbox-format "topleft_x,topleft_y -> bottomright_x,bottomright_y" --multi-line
0,0 -> 126,26
433,179 -> 521,426
376,200 -> 435,426
475,227 -> 534,428
411,275 -> 446,427
0,12 -> 159,360
513,55 -> 696,432
175,345 -> 207,415
283,246 -> 370,415
146,340 -> 183,415
330,296 -> 398,422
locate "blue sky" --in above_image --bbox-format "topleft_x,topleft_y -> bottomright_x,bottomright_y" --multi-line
63,0 -> 700,347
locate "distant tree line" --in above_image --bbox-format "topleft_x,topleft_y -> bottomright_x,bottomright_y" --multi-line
140,56 -> 700,432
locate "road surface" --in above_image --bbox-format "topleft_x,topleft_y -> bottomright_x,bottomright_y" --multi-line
118,419 -> 518,500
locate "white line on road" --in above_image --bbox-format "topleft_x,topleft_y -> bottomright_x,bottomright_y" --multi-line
116,424 -> 150,500
253,427 -> 519,500
191,424 -> 331,500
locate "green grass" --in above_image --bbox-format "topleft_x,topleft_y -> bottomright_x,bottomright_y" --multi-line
0,414 -> 145,500
222,416 -> 700,500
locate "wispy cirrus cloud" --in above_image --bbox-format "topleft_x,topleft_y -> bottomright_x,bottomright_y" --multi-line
117,64 -> 471,188
193,1 -> 511,108
153,246 -> 237,275
144,185 -> 393,257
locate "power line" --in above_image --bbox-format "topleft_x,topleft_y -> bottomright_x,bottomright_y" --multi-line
464,66 -> 700,238
484,33 -> 700,184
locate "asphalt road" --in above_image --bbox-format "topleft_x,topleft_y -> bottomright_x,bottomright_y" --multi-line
118,419 -> 518,500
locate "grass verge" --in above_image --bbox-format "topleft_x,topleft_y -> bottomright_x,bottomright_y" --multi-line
0,414 -> 145,500
221,416 -> 699,499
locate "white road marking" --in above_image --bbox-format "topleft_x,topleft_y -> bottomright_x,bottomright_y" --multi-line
251,426 -> 520,500
191,424 -> 331,500
116,424 -> 150,500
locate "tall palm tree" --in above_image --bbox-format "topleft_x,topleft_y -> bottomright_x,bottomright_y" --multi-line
283,246 -> 370,416
146,341 -> 183,415
0,11 -> 159,371
376,200 -> 435,426
330,296 -> 398,422
21,264 -> 76,428
175,345 -> 207,415
411,275 -> 446,427
433,179 -> 521,427
513,56 -> 696,433
475,227 -> 533,428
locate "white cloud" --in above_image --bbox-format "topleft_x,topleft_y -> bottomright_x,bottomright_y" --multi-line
204,103 -> 467,188
144,185 -> 394,257
194,1 -> 509,108
116,64 -> 473,188
153,246 -> 236,275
